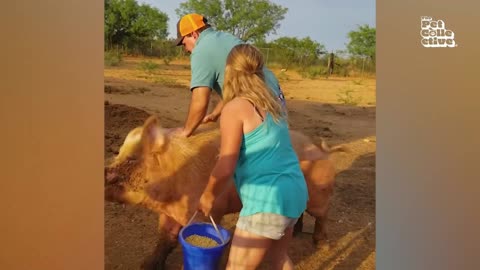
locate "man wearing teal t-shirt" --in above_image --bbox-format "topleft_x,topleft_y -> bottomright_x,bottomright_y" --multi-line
172,13 -> 286,137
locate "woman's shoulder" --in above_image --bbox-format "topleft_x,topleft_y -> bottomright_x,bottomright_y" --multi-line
222,98 -> 251,115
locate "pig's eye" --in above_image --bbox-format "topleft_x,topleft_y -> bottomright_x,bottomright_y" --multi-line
126,157 -> 137,163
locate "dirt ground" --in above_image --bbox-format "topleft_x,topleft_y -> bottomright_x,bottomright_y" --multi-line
104,57 -> 376,270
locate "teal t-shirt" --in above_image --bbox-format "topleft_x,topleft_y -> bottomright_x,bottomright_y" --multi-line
233,114 -> 308,218
190,28 -> 282,100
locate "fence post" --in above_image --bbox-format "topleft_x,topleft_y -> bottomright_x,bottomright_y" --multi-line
361,56 -> 366,77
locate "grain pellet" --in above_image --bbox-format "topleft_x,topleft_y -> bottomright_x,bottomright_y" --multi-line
185,234 -> 219,248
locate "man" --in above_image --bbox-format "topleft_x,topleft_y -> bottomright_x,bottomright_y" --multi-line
173,13 -> 286,137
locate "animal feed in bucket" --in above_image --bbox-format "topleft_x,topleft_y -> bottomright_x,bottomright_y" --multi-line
185,234 -> 219,248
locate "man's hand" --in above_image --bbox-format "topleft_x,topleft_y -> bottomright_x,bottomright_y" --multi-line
167,127 -> 189,138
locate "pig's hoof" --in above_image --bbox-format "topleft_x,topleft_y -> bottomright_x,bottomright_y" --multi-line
313,238 -> 332,250
141,256 -> 164,270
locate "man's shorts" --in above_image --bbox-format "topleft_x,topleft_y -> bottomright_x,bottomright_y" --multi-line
236,212 -> 298,240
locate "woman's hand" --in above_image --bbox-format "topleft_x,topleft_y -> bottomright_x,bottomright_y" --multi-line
202,112 -> 220,123
198,191 -> 215,216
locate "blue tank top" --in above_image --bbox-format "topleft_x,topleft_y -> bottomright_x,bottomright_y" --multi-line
233,114 -> 308,218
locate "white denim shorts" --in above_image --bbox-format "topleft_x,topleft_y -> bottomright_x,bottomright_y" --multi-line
236,212 -> 298,240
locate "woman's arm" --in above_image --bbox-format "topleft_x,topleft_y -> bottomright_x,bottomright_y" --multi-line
199,102 -> 243,216
202,99 -> 224,123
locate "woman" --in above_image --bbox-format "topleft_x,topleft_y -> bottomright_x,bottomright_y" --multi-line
198,44 -> 308,270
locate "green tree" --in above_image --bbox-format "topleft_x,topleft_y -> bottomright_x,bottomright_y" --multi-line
346,25 -> 376,61
104,0 -> 168,52
175,0 -> 287,43
132,4 -> 169,43
271,37 -> 326,67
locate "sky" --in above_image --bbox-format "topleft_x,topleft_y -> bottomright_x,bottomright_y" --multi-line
136,0 -> 375,52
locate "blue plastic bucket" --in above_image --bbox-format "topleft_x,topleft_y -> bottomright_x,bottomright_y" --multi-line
179,222 -> 231,270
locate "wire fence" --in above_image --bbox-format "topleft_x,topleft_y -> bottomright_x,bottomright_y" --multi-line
256,47 -> 375,77
105,42 -> 375,77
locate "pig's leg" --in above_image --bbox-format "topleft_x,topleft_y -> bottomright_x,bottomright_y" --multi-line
307,184 -> 333,247
141,213 -> 182,270
311,209 -> 329,247
300,160 -> 335,247
307,183 -> 333,247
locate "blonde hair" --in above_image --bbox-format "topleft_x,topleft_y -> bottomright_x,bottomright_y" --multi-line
223,44 -> 284,123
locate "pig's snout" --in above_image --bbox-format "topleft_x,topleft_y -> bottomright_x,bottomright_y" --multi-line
105,167 -> 121,185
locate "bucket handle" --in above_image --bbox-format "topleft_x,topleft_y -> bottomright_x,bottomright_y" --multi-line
186,210 -> 225,245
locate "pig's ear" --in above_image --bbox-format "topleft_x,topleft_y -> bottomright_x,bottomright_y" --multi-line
142,115 -> 167,152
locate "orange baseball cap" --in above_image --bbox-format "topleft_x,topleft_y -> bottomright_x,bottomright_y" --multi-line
175,13 -> 209,46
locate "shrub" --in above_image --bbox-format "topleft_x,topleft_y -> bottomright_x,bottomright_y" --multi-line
300,66 -> 327,79
153,77 -> 184,88
138,60 -> 159,73
337,87 -> 362,105
163,55 -> 174,66
352,79 -> 363,85
277,72 -> 289,81
104,50 -> 123,67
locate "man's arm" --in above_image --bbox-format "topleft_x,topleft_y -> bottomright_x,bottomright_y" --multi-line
182,86 -> 211,137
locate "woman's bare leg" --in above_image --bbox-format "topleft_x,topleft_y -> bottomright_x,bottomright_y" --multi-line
267,227 -> 294,270
226,227 -> 273,270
